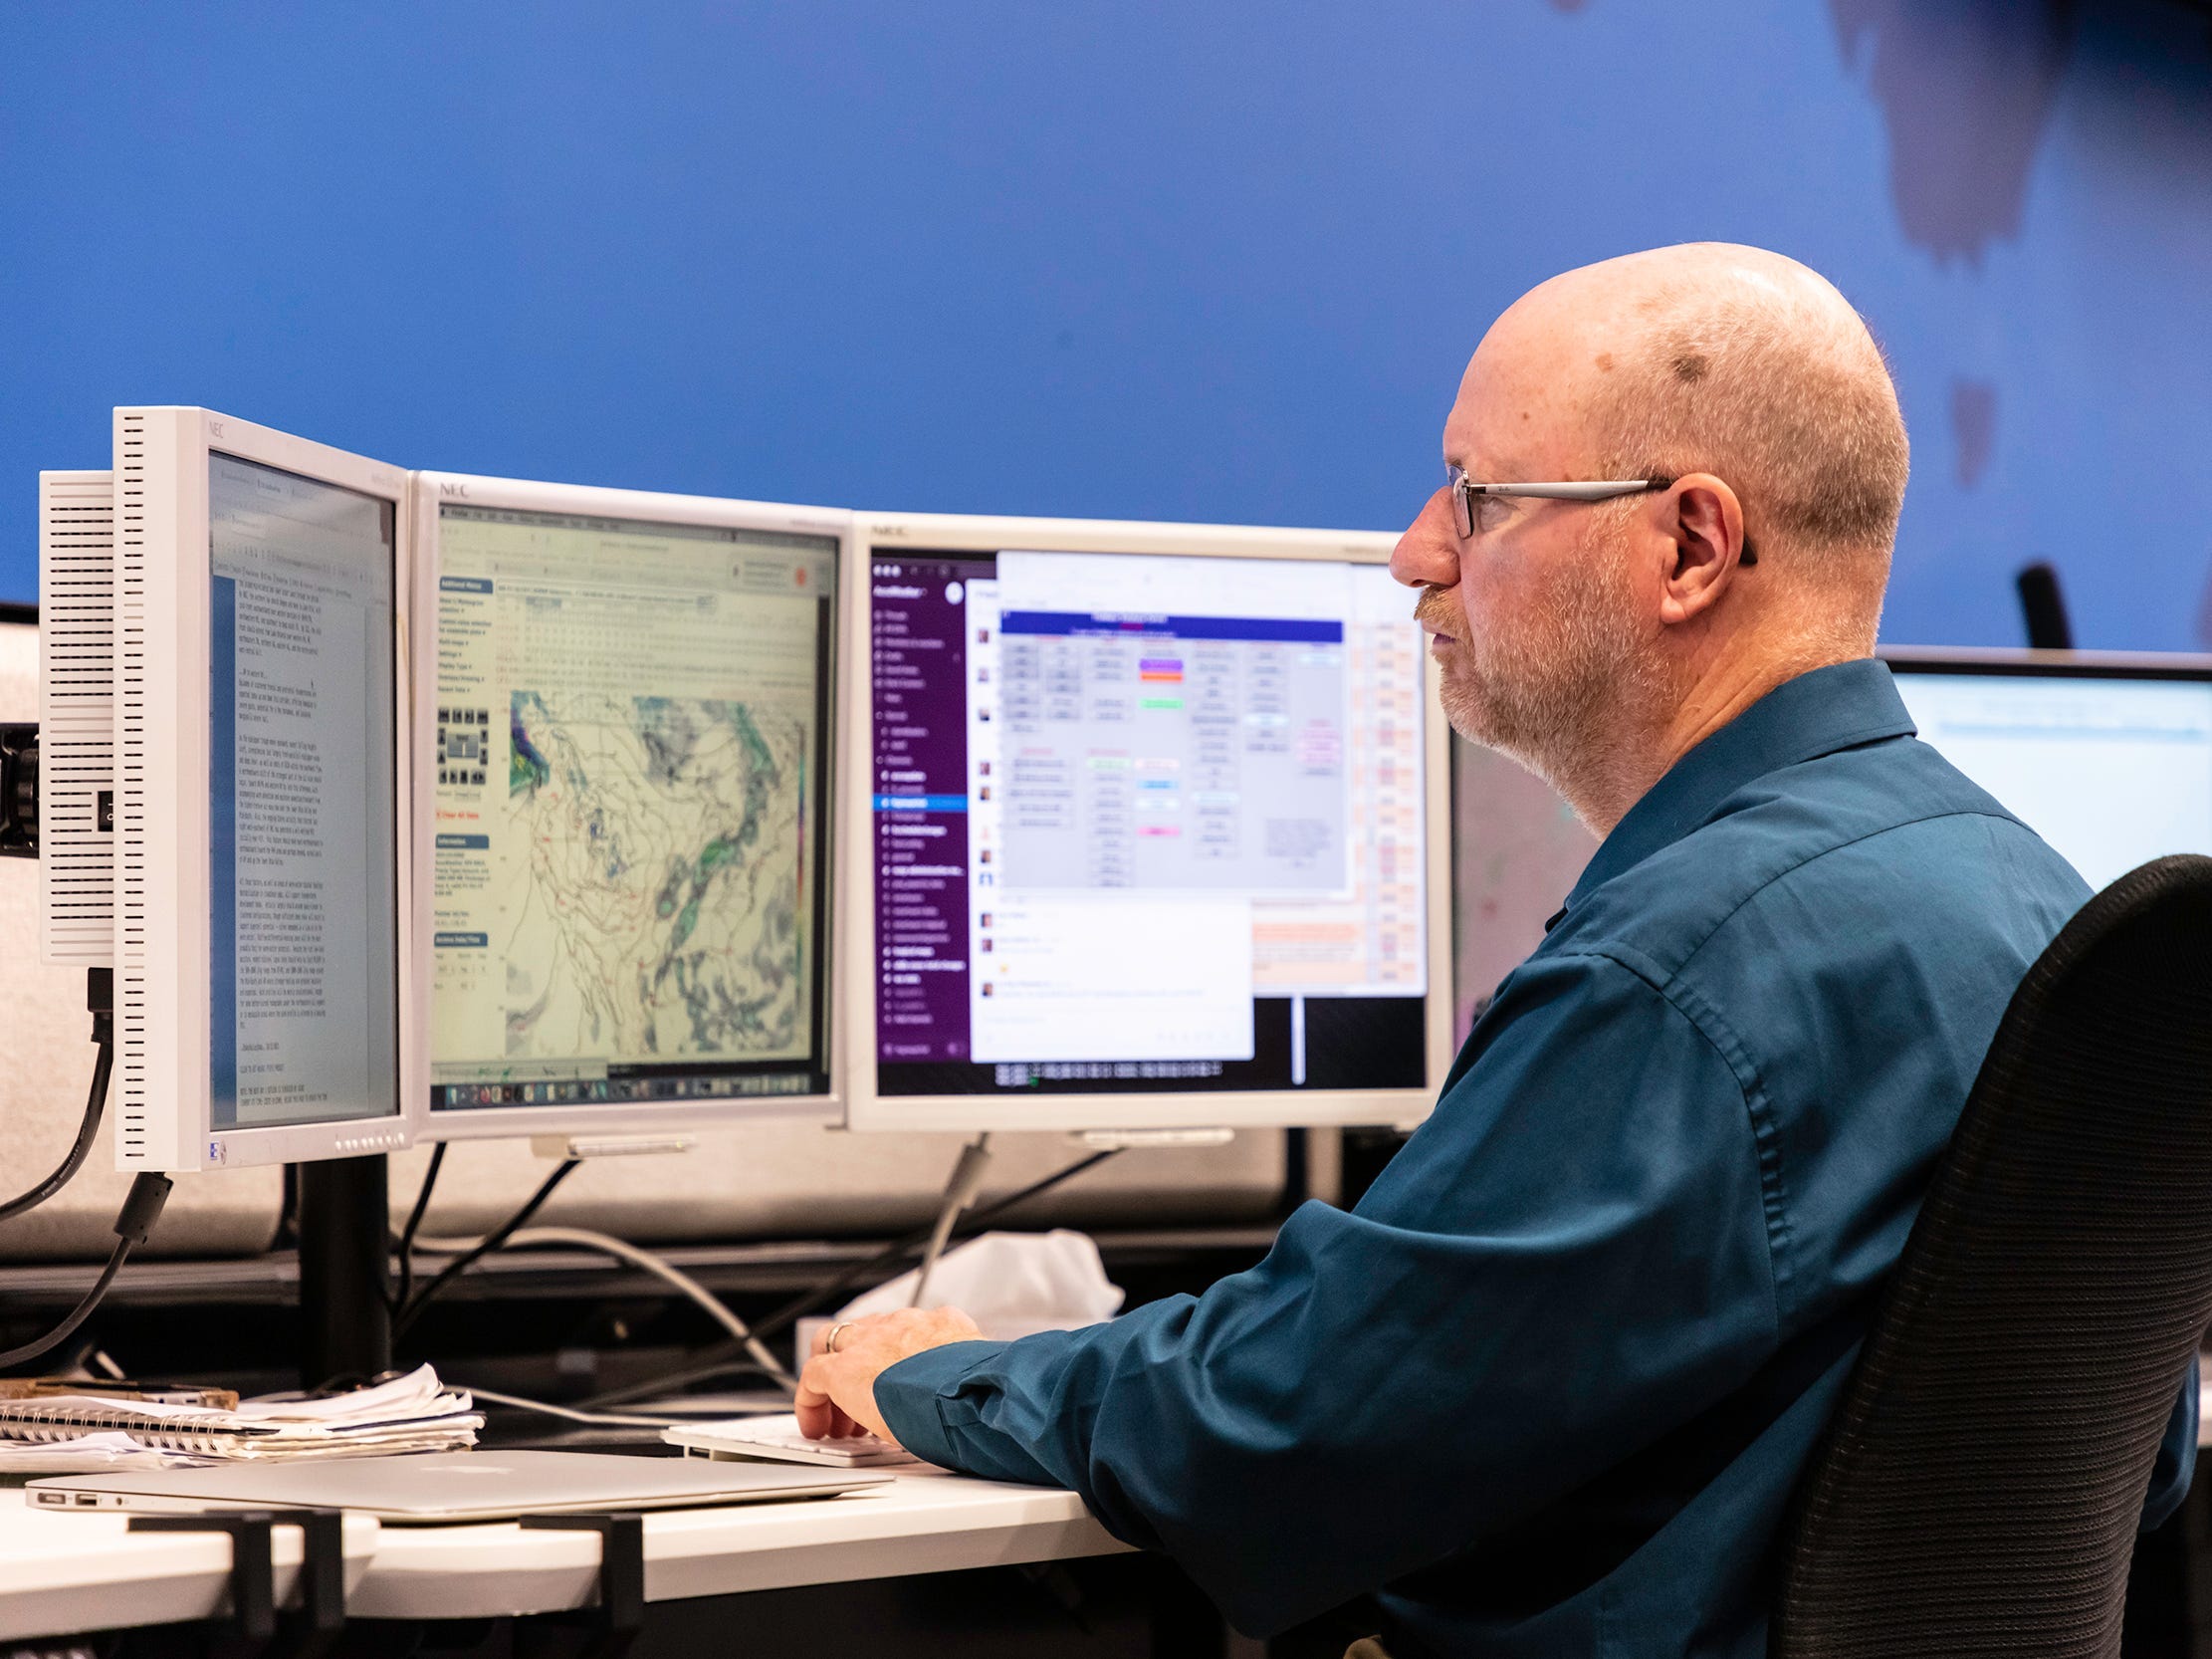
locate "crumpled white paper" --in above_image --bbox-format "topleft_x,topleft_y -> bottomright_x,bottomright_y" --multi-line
836,1229 -> 1126,1341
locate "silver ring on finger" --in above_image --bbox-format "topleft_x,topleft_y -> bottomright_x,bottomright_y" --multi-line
825,1321 -> 854,1354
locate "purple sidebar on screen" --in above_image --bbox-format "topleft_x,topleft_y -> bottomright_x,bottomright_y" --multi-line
871,557 -> 993,1063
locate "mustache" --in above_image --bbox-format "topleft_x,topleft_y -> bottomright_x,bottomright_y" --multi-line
1413,587 -> 1458,635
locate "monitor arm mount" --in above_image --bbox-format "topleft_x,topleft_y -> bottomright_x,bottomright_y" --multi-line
0,722 -> 38,858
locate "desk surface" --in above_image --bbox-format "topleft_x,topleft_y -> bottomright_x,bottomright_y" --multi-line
0,1495 -> 381,1641
350,1467 -> 1129,1619
0,1471 -> 1126,1635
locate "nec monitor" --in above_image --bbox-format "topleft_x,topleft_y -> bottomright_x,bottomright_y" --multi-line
110,407 -> 415,1172
842,513 -> 1451,1134
38,468 -> 116,970
1882,647 -> 2212,891
413,475 -> 847,1138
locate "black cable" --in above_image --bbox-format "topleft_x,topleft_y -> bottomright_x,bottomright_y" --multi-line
0,1172 -> 172,1373
392,1158 -> 579,1339
784,1147 -> 1121,1333
750,1149 -> 1121,1344
387,1141 -> 447,1316
0,1242 -> 127,1371
0,1045 -> 108,1224
581,1147 -> 1121,1410
0,970 -> 112,1226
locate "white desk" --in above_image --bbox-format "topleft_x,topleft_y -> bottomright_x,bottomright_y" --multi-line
349,1468 -> 1130,1619
0,1472 -> 1126,1636
0,1494 -> 381,1641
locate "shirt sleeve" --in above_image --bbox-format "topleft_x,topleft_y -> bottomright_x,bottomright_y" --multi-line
2140,1356 -> 2198,1534
873,952 -> 1781,1636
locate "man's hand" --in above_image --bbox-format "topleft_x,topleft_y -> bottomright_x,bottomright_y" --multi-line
794,1306 -> 984,1443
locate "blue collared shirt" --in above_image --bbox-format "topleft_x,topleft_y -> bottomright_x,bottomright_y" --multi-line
876,659 -> 2196,1658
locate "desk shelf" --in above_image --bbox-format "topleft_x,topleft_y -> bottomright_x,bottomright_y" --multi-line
0,1225 -> 1280,1307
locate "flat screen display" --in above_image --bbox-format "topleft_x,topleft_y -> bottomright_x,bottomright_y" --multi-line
1890,660 -> 2212,891
429,504 -> 837,1112
868,548 -> 1429,1099
208,454 -> 400,1131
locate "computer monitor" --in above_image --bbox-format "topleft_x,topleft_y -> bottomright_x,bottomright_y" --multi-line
38,468 -> 117,970
109,407 -> 416,1172
412,474 -> 847,1139
1883,647 -> 2212,891
841,512 -> 1452,1135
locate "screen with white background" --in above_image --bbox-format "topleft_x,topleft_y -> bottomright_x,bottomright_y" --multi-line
1891,666 -> 2212,891
207,454 -> 399,1132
870,547 -> 1427,1100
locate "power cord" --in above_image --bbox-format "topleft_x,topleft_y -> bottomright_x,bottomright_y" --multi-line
386,1141 -> 447,1316
0,969 -> 114,1225
457,1383 -> 694,1429
412,1224 -> 796,1389
773,1143 -> 1113,1345
0,757 -> 176,1370
391,1158 -> 580,1340
0,1171 -> 171,1371
581,1144 -> 1121,1411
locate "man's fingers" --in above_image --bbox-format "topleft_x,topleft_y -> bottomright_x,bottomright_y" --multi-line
794,1355 -> 838,1439
798,1353 -> 886,1442
797,1306 -> 967,1443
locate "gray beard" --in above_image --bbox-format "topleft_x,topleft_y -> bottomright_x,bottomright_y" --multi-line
1438,563 -> 1664,821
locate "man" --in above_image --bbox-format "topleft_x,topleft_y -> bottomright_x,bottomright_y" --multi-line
797,244 -> 2194,1657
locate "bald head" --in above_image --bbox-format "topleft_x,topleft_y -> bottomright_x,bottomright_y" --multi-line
1471,244 -> 1907,590
1400,245 -> 1912,831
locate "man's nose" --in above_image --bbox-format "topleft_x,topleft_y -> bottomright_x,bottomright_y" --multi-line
1391,488 -> 1459,590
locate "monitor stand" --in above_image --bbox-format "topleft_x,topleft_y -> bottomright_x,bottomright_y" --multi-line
296,1155 -> 391,1390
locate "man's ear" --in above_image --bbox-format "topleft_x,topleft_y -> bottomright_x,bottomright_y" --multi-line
1657,473 -> 1746,626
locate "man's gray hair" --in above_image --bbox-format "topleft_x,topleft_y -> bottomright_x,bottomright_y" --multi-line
1592,270 -> 1910,580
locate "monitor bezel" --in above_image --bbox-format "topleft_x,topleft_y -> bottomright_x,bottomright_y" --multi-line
841,510 -> 1453,1134
117,406 -> 418,1172
410,471 -> 853,1141
1880,644 -> 2212,682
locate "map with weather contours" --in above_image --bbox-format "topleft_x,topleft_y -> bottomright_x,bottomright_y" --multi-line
502,690 -> 810,1063
429,502 -> 836,1109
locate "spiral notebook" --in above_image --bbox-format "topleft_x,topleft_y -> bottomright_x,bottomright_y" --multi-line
0,1365 -> 482,1469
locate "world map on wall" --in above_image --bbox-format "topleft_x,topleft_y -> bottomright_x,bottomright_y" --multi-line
1547,0 -> 2212,646
1828,0 -> 2078,266
1547,0 -> 2079,262
1549,0 -> 2071,483
1826,0 -> 2077,542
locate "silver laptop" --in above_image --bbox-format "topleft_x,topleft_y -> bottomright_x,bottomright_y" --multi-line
27,1449 -> 892,1523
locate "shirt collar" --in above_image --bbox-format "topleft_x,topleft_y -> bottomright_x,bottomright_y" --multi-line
1559,658 -> 1917,915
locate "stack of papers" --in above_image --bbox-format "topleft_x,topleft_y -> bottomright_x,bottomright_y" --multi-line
0,1365 -> 483,1472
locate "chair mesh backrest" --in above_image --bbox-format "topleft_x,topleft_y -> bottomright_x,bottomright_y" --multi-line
1775,854 -> 2212,1659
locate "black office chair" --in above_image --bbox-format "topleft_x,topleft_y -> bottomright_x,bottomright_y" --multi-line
1775,853 -> 2212,1659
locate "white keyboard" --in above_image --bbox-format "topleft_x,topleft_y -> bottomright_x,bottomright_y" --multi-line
663,1413 -> 922,1469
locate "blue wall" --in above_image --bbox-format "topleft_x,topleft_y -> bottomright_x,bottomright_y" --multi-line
5,1 -> 2209,645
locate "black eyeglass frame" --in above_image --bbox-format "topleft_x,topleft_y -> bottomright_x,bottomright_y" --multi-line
1444,467 -> 1758,566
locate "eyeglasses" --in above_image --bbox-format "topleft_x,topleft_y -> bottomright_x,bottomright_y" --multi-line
1445,466 -> 1671,542
1443,467 -> 1760,567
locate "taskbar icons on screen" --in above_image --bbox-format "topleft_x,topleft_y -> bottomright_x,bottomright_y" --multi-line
432,1071 -> 820,1109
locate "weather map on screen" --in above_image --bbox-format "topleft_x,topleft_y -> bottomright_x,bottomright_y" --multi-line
429,504 -> 836,1110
